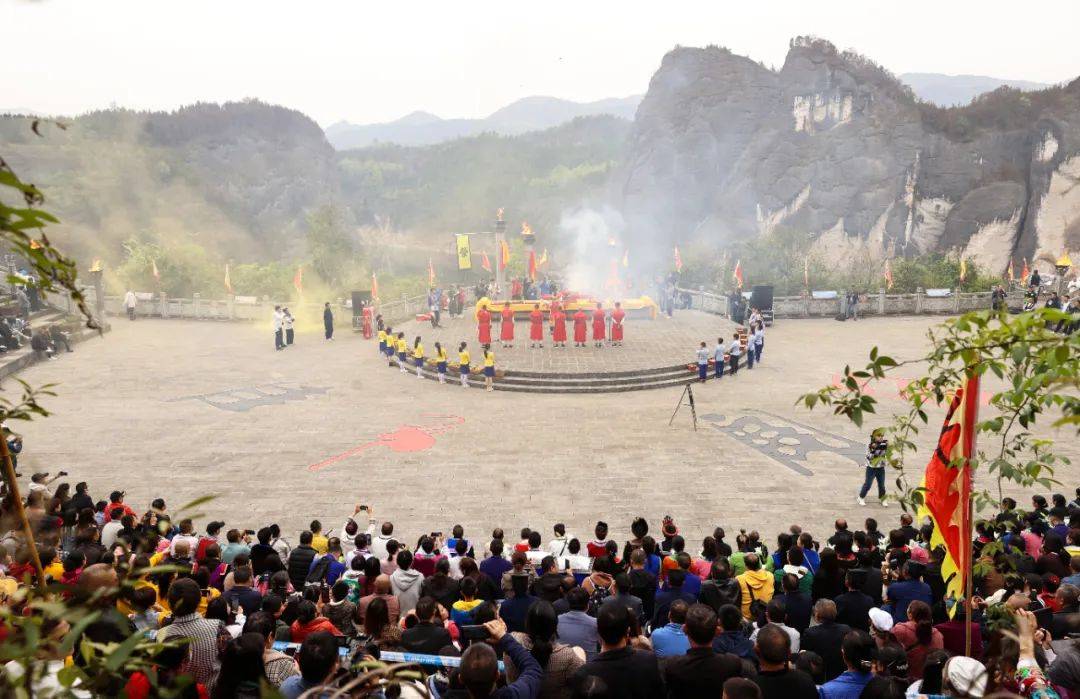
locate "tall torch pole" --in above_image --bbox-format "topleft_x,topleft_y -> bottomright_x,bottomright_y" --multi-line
494,209 -> 506,297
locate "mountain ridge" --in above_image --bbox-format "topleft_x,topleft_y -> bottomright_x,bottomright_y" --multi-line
325,94 -> 641,149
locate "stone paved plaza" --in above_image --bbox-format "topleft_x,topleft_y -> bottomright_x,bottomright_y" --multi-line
10,313 -> 1078,550
393,309 -> 739,372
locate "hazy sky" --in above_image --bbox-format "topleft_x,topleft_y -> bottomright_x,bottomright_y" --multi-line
4,0 -> 1078,126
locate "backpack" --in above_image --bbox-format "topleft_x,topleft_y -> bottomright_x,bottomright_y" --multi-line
305,555 -> 332,587
587,581 -> 612,616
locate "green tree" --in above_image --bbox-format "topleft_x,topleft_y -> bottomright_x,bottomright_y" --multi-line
306,203 -> 355,289
799,307 -> 1078,514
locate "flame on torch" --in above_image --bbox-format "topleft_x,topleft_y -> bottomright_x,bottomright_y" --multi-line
521,221 -> 533,237
496,208 -> 505,222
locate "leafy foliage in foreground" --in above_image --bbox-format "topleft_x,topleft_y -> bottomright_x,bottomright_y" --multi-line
799,308 -> 1079,513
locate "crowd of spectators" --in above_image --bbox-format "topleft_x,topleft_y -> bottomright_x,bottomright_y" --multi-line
4,482 -> 1080,698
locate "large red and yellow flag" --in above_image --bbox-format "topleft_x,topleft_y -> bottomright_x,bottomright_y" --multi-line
371,273 -> 379,302
1020,259 -> 1030,283
224,264 -> 233,295
673,246 -> 683,273
499,240 -> 510,271
293,265 -> 303,294
1007,259 -> 1015,281
917,372 -> 980,616
527,250 -> 537,281
428,258 -> 436,286
733,259 -> 744,289
884,258 -> 894,290
481,251 -> 492,273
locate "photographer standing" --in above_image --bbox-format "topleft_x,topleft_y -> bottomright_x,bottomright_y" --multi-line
857,429 -> 889,507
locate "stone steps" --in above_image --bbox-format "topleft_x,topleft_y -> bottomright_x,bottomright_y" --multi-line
391,355 -> 750,394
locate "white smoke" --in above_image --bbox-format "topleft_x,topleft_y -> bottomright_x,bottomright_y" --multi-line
559,205 -> 626,296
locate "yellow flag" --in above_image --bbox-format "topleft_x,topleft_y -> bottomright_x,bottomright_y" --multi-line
456,234 -> 472,270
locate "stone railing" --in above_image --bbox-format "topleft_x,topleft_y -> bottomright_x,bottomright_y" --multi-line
678,287 -> 1023,320
100,289 -> 470,327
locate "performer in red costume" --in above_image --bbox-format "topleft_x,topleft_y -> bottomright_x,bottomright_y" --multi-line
528,304 -> 544,348
477,305 -> 492,344
500,304 -> 515,348
552,306 -> 567,348
572,308 -> 587,347
591,302 -> 606,348
610,301 -> 625,346
361,305 -> 374,339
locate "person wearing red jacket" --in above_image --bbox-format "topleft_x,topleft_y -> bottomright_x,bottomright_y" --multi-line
591,302 -> 606,348
477,306 -> 492,345
552,307 -> 567,348
610,301 -> 625,346
290,599 -> 342,642
572,309 -> 587,347
528,304 -> 544,348
500,305 -> 515,348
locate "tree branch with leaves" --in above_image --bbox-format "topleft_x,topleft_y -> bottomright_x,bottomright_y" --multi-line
798,307 -> 1078,514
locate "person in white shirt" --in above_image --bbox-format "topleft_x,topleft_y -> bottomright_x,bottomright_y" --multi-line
753,323 -> 765,364
523,531 -> 547,567
562,538 -> 592,573
283,308 -> 295,346
548,524 -> 572,559
713,337 -> 726,380
272,306 -> 284,351
369,520 -> 396,562
750,600 -> 801,653
268,524 -> 291,560
727,335 -> 742,375
100,508 -> 125,549
123,290 -> 137,321
696,342 -> 709,383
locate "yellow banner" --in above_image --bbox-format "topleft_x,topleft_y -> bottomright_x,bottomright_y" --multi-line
456,234 -> 472,270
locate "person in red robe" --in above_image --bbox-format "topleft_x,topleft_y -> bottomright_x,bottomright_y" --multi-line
552,307 -> 567,347
592,303 -> 606,347
477,306 -> 492,344
528,304 -> 544,348
572,308 -> 587,347
500,305 -> 515,347
610,301 -> 625,346
361,305 -> 374,339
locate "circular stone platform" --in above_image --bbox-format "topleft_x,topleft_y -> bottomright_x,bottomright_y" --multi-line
389,309 -> 741,392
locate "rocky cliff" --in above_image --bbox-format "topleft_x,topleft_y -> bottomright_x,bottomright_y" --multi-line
621,38 -> 1080,273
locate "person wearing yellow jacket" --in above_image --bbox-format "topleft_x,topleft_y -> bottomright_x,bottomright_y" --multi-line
412,336 -> 424,379
434,342 -> 448,384
458,342 -> 471,388
736,553 -> 774,621
396,332 -> 408,373
482,344 -> 495,392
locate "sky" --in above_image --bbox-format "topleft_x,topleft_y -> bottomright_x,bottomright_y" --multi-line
3,0 -> 1079,127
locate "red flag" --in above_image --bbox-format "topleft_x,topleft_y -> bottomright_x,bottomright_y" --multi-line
481,251 -> 492,273
499,240 -> 510,271
428,258 -> 436,286
371,273 -> 379,302
1020,259 -> 1030,283
917,373 -> 980,614
1007,259 -> 1015,282
673,247 -> 683,273
151,259 -> 161,282
528,250 -> 537,281
293,265 -> 303,294
224,264 -> 233,294
884,259 -> 894,290
733,260 -> 744,289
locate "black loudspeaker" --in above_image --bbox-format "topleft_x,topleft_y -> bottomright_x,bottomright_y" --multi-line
749,285 -> 774,312
351,291 -> 372,316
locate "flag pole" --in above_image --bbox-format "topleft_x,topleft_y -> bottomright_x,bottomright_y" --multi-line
964,491 -> 973,658
0,429 -> 46,591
